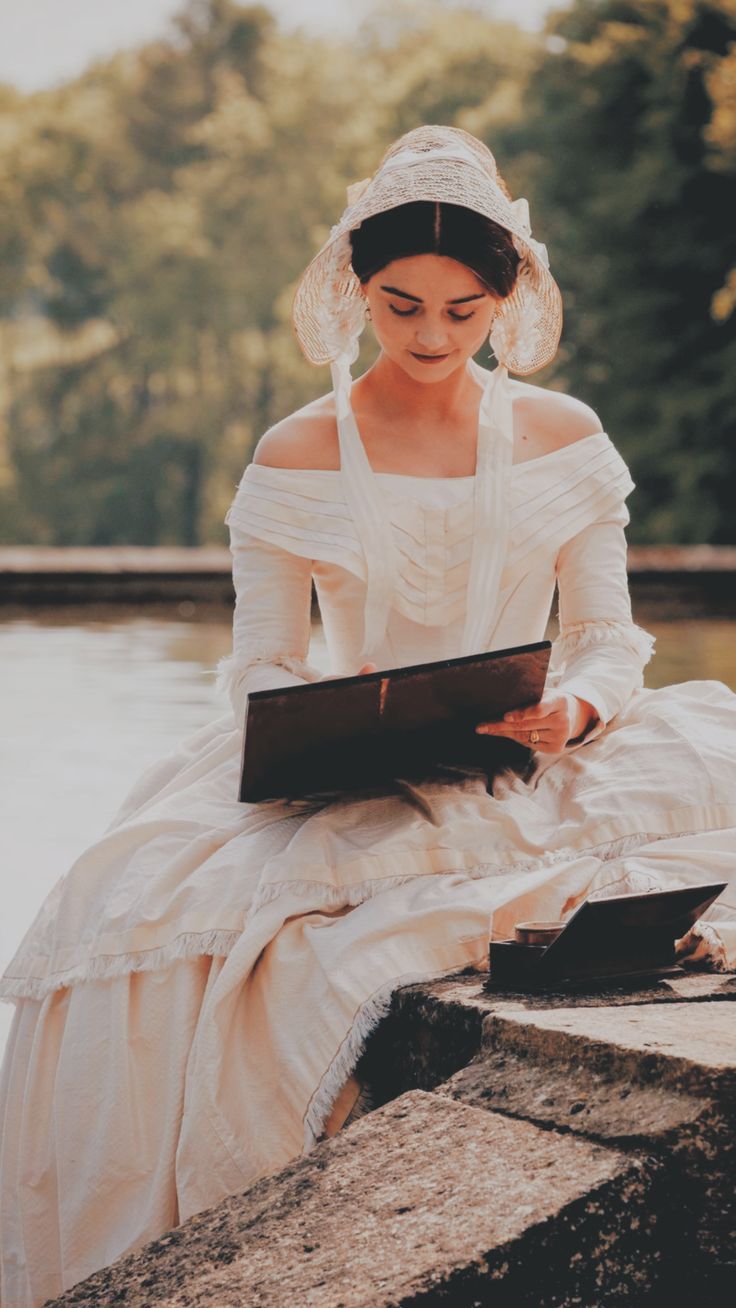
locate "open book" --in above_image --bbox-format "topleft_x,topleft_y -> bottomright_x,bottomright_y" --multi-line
238,639 -> 551,802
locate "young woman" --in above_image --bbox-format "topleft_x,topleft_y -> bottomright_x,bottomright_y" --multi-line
2,125 -> 736,1306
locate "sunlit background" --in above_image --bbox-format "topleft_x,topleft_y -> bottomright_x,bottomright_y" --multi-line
0,2 -> 558,91
1,0 -> 735,1052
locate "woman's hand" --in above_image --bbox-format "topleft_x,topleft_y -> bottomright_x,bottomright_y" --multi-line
475,691 -> 598,754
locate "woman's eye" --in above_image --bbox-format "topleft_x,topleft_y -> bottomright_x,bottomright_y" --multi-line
388,304 -> 475,321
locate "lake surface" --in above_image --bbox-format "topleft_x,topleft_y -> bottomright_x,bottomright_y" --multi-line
1,606 -> 734,1057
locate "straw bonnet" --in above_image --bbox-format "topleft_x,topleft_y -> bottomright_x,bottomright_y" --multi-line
291,123 -> 563,378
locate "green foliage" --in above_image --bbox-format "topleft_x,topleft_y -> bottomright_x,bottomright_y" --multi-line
508,0 -> 736,543
0,0 -> 733,544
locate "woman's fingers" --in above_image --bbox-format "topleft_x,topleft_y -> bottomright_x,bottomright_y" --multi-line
475,694 -> 575,756
477,694 -> 569,734
476,716 -> 554,733
503,701 -> 558,724
494,722 -> 554,732
476,723 -> 548,735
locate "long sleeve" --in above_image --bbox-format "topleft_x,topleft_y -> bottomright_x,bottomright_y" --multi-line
549,504 -> 656,751
215,515 -> 324,725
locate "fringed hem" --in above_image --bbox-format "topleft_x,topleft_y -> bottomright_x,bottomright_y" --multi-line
246,825 -> 682,925
302,955 -> 485,1151
1,823 -> 724,1002
0,928 -> 241,1004
245,868 -> 447,924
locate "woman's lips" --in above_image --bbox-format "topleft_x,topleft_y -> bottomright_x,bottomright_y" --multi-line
409,350 -> 452,363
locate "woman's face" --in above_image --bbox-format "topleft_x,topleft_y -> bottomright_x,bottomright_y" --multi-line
361,253 -> 499,382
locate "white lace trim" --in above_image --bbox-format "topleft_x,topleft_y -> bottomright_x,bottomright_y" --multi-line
551,619 -> 656,672
0,929 -> 241,1003
3,826 -> 729,1005
215,649 -> 323,705
246,870 -> 440,923
245,825 -> 684,926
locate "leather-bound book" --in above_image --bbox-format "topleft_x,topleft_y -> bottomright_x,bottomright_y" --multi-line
238,640 -> 551,803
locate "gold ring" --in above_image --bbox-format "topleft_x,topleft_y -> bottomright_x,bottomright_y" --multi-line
530,729 -> 540,744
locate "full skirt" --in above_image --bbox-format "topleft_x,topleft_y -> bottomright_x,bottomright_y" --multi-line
2,676 -> 736,1306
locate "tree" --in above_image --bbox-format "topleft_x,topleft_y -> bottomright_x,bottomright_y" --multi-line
508,0 -> 736,542
1,1 -> 734,545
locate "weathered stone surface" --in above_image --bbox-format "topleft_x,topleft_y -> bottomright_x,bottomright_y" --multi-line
437,1046 -> 707,1145
356,970 -> 487,1107
44,966 -> 736,1305
485,969 -> 736,1008
422,969 -> 736,1013
47,1091 -> 658,1308
362,973 -> 736,1108
483,1000 -> 736,1097
361,970 -> 736,1298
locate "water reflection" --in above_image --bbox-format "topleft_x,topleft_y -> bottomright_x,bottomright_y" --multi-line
638,618 -> 736,689
0,606 -> 733,1056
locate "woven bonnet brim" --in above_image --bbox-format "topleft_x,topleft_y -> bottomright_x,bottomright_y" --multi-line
291,125 -> 563,376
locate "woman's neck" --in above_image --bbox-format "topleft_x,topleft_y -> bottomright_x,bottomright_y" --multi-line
353,351 -> 483,424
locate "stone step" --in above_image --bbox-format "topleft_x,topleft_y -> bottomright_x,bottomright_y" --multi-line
361,971 -> 736,1113
359,971 -> 736,1296
47,1090 -> 658,1307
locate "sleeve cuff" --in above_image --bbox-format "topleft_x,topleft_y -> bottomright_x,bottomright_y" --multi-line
216,651 -> 324,723
557,685 -> 610,751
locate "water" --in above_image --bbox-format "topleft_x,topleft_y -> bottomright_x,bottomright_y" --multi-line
0,606 -> 734,1056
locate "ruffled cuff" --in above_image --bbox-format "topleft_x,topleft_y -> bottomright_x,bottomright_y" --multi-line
552,619 -> 656,670
215,649 -> 324,723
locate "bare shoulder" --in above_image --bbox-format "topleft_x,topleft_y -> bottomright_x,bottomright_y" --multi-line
511,377 -> 604,454
252,393 -> 339,470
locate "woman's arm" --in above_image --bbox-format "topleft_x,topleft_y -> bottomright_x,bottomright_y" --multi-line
215,517 -> 323,724
549,510 -> 656,749
479,509 -> 654,753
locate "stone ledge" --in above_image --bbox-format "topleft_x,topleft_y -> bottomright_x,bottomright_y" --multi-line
482,998 -> 736,1098
45,971 -> 736,1305
360,971 -> 736,1106
47,1091 -> 658,1308
3,546 -> 734,614
358,969 -> 736,1297
2,545 -> 735,575
437,1046 -> 706,1147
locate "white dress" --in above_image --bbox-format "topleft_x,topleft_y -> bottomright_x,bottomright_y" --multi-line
2,362 -> 736,1306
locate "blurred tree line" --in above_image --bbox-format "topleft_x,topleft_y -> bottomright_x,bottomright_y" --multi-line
0,0 -> 734,545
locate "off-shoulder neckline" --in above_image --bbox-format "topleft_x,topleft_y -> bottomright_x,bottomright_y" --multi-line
247,429 -> 612,481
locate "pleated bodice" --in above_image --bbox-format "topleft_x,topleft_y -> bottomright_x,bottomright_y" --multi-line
225,429 -> 635,673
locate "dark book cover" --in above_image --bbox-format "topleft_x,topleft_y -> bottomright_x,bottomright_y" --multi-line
238,640 -> 551,803
487,882 -> 727,990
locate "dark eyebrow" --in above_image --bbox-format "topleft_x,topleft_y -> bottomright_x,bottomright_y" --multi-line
378,284 -> 488,305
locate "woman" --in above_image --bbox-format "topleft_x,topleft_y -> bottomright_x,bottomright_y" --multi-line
2,125 -> 735,1306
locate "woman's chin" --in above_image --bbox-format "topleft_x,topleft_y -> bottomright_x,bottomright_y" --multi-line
398,349 -> 467,380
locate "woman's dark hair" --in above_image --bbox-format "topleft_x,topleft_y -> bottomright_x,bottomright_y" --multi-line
349,201 -> 520,300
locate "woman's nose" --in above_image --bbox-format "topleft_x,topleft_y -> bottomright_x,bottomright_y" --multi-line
415,322 -> 450,349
